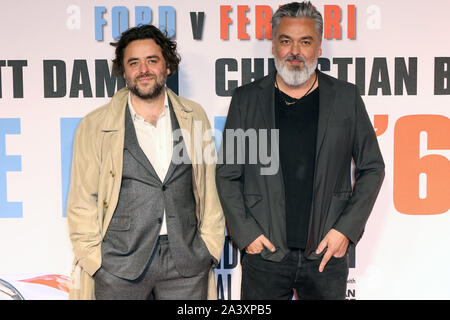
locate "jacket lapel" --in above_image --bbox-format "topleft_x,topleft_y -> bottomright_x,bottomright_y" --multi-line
254,71 -> 337,163
257,73 -> 277,130
165,88 -> 195,181
103,87 -> 196,186
162,96 -> 182,184
257,73 -> 286,206
315,71 -> 336,160
123,104 -> 161,182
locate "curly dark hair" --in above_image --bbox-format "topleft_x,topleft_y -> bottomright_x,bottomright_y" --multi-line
110,24 -> 180,77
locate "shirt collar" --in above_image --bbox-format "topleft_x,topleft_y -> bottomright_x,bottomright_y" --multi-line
128,87 -> 169,122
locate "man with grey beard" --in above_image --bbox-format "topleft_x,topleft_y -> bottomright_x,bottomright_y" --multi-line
67,24 -> 224,300
216,1 -> 384,300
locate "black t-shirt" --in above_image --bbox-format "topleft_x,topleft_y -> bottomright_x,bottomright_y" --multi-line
274,86 -> 319,249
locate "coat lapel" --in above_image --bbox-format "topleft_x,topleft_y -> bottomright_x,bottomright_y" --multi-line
103,87 -> 196,186
101,87 -> 127,192
100,87 -> 127,236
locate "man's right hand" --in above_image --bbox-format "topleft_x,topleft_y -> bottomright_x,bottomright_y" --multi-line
245,234 -> 276,254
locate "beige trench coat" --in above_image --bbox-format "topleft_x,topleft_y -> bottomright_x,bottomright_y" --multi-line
67,87 -> 225,299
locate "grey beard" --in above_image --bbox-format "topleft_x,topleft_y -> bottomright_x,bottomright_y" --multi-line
274,56 -> 317,86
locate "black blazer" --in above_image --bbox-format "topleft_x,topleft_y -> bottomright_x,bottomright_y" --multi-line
216,71 -> 385,261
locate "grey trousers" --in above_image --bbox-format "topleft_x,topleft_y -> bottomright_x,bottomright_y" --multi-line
94,235 -> 209,300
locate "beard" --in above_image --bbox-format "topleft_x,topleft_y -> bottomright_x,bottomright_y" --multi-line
274,55 -> 317,86
126,72 -> 167,100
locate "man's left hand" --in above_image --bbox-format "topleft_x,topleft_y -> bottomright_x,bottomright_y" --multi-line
315,228 -> 349,273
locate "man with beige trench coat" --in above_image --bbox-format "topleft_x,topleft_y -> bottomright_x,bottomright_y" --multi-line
67,25 -> 224,300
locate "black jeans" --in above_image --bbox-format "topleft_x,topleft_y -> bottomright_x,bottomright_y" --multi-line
241,249 -> 349,300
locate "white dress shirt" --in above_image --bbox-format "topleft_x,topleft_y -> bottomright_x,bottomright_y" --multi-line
127,90 -> 173,235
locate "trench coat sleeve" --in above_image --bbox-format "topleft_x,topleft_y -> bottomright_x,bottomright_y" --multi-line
198,109 -> 226,264
66,117 -> 103,277
215,88 -> 264,250
333,86 -> 385,244
195,107 -> 225,301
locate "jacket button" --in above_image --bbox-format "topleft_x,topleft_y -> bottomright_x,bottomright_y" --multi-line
162,185 -> 166,191
103,201 -> 108,208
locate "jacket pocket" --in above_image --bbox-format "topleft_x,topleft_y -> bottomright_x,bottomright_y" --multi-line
243,193 -> 269,237
243,194 -> 262,208
323,193 -> 351,234
107,216 -> 130,231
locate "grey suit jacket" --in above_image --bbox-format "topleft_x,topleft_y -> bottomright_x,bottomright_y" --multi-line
216,71 -> 385,261
101,100 -> 214,280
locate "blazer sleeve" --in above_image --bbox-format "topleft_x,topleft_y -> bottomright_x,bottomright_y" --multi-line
66,118 -> 103,276
215,88 -> 264,250
333,86 -> 385,244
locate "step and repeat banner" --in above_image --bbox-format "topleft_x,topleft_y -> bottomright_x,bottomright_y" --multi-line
0,0 -> 449,300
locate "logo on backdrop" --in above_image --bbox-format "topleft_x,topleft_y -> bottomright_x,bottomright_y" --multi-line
0,275 -> 69,300
1,2 -> 449,301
